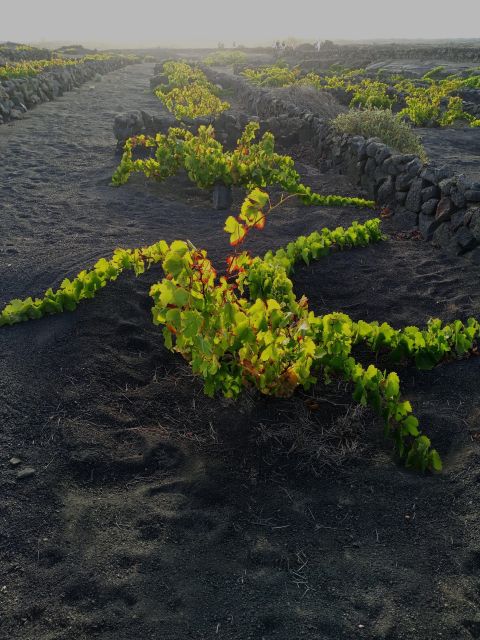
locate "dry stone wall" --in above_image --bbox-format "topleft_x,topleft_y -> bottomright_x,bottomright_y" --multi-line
295,43 -> 480,68
113,65 -> 480,262
203,68 -> 480,262
0,57 -> 135,125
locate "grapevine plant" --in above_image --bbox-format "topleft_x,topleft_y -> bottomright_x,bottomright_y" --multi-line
240,65 -> 480,128
394,76 -> 480,127
112,121 -> 374,210
203,51 -> 247,67
0,54 -> 139,80
153,61 -> 230,120
241,64 -> 301,87
1,189 -> 479,472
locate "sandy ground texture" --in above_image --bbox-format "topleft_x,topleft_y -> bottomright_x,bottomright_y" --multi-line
418,127 -> 480,183
1,63 -> 480,640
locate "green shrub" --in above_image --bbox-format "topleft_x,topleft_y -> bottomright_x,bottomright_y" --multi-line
332,108 -> 428,163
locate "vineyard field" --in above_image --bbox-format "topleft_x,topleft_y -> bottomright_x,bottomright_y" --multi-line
1,59 -> 480,640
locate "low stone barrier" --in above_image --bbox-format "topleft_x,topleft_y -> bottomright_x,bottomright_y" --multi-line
0,57 -> 135,124
113,110 -> 243,148
113,108 -> 312,151
202,68 -> 480,262
114,65 -> 480,261
291,43 -> 480,69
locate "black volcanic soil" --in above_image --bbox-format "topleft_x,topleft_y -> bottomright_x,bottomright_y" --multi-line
1,63 -> 480,640
418,126 -> 480,182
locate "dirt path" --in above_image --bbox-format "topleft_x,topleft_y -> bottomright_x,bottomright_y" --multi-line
1,63 -> 480,640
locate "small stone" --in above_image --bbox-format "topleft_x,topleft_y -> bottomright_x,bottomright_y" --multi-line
464,206 -> 480,228
355,141 -> 367,160
468,208 -> 480,241
384,154 -> 416,175
405,157 -> 422,177
420,165 -> 451,184
375,145 -> 391,165
9,457 -> 21,467
395,172 -> 413,191
450,209 -> 466,232
9,109 -> 24,120
439,177 -> 456,196
421,198 -> 439,217
366,141 -> 381,157
419,213 -> 439,240
405,177 -> 424,213
374,165 -> 389,183
365,157 -> 376,177
16,467 -> 36,480
454,227 -> 477,254
421,185 -> 440,202
451,189 -> 466,209
466,190 -> 480,203
377,177 -> 395,204
212,183 -> 232,210
467,247 -> 480,265
435,197 -> 455,223
432,223 -> 453,251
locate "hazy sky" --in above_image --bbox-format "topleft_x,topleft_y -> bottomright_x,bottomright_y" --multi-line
2,0 -> 480,47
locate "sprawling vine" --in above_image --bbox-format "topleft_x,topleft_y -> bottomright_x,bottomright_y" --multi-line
153,61 -> 230,120
203,51 -> 247,67
2,188 -> 479,472
112,121 -> 374,209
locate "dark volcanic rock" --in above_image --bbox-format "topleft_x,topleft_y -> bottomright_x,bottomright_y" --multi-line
435,197 -> 455,223
432,223 -> 453,251
377,177 -> 395,204
438,177 -> 457,196
450,209 -> 466,232
420,165 -> 451,184
453,227 -> 477,254
395,172 -> 414,191
421,185 -> 440,202
421,198 -> 439,217
468,208 -> 480,241
405,177 -> 424,213
466,189 -> 480,203
419,213 -> 439,240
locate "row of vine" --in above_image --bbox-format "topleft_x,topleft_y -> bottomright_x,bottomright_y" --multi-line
112,121 -> 374,210
153,61 -> 230,120
240,63 -> 480,127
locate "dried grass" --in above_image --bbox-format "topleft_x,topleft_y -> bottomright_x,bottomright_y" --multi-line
333,108 -> 428,162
